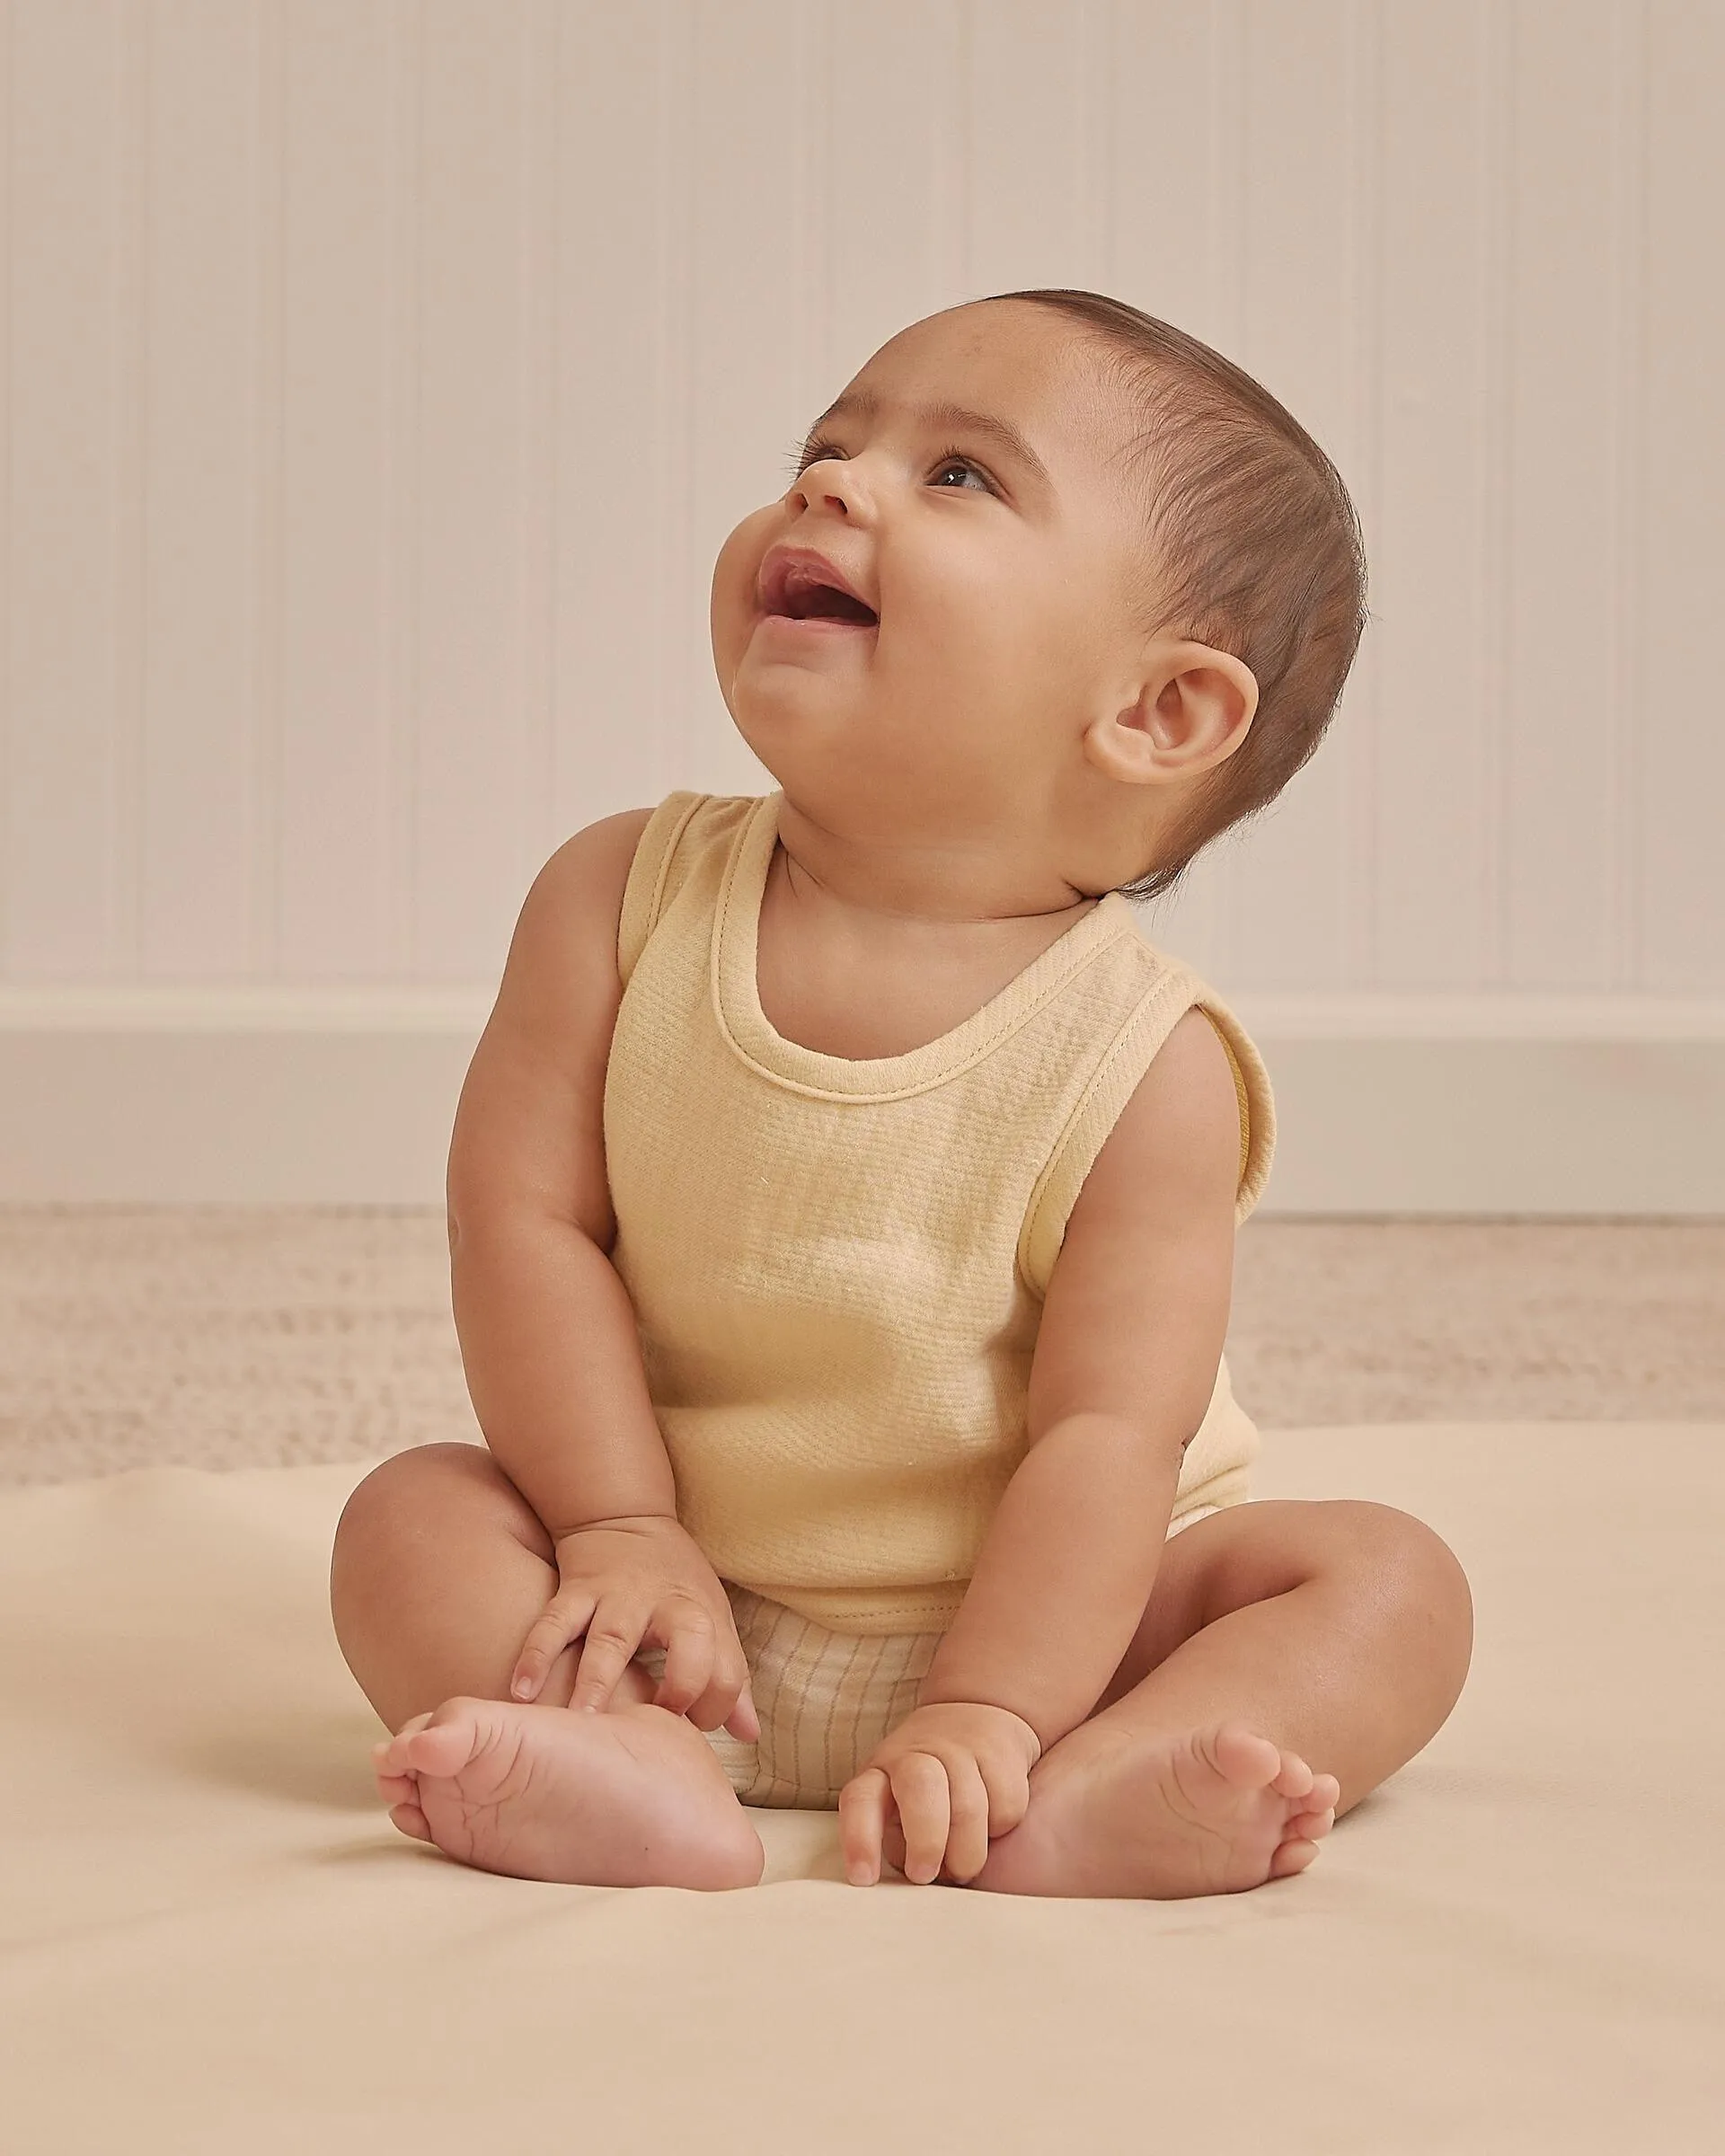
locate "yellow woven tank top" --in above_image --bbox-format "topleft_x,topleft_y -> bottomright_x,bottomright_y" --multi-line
604,791 -> 1277,1634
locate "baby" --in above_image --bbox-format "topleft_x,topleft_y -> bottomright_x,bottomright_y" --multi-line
331,289 -> 1473,1897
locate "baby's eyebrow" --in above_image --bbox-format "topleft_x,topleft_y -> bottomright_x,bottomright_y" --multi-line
809,391 -> 1052,490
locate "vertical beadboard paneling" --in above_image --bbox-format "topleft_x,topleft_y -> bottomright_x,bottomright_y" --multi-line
411,2 -> 536,983
822,0 -> 958,389
518,0 -> 559,879
1603,1 -> 1647,993
1501,0 -> 1618,988
277,0 -> 394,976
1372,4 -> 1494,988
553,4 -> 683,832
964,0 -> 1093,296
251,0 -> 285,978
1107,0 -> 1237,980
1106,1 -> 1238,401
1338,0 -> 1383,992
0,0 -> 1721,1000
1639,0 -> 1725,992
686,3 -> 825,791
1218,0 -> 1358,993
0,0 -> 8,972
4,1 -> 124,976
140,0 -> 261,976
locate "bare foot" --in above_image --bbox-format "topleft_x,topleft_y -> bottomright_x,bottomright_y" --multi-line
371,1695 -> 765,1891
967,1718 -> 1340,1900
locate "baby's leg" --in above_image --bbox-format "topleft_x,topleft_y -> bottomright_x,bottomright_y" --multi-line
969,1498 -> 1473,1901
330,1443 -> 764,1888
330,1438 -> 650,1728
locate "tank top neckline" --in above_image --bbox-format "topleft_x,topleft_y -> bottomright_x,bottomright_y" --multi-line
712,790 -> 1136,1100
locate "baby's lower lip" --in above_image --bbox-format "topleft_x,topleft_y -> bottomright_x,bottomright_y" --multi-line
755,611 -> 877,637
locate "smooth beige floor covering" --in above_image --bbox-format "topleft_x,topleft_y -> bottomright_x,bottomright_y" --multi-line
4,1422 -> 1720,2154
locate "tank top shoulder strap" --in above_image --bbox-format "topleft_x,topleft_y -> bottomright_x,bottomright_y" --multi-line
1017,959 -> 1277,1301
616,791 -> 721,987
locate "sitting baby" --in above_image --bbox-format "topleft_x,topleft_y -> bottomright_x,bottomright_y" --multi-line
332,287 -> 1473,1896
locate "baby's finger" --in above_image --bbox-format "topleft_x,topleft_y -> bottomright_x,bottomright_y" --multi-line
891,1754 -> 951,1886
939,1755 -> 993,1884
975,1751 -> 1035,1840
647,1607 -> 715,1719
698,1635 -> 761,1742
570,1611 -> 645,1713
837,1766 -> 891,1886
721,1680 -> 761,1744
510,1591 -> 595,1701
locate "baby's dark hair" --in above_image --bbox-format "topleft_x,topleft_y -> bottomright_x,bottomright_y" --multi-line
989,288 -> 1369,902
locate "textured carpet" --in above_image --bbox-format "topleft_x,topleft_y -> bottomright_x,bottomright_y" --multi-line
3,1207 -> 1721,1488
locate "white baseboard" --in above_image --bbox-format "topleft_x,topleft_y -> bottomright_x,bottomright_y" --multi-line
2,989 -> 1722,1213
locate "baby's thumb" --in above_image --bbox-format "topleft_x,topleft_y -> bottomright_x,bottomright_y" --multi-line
725,1687 -> 761,1743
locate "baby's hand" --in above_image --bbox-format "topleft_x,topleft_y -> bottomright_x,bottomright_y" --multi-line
838,1701 -> 1041,1887
509,1515 -> 760,1743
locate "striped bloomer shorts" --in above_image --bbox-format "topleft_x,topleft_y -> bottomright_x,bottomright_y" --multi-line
631,1505 -> 1226,1812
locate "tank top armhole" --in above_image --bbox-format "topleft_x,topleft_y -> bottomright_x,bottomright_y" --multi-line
1015,970 -> 1278,1302
1193,992 -> 1277,1223
616,791 -> 709,988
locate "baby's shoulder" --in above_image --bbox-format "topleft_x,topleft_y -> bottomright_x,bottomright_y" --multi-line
616,791 -> 760,983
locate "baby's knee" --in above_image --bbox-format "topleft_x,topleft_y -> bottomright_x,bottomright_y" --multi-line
333,1442 -> 548,1573
1331,1494 -> 1464,1587
1328,1501 -> 1473,1683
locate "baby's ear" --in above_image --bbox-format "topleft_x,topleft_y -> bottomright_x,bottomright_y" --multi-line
1144,642 -> 1257,771
1090,642 -> 1257,785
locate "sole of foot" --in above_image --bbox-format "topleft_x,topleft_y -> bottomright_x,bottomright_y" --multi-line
968,1718 -> 1341,1899
372,1694 -> 765,1891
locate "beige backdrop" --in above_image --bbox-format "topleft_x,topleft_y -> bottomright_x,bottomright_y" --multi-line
1,1 -> 1721,1205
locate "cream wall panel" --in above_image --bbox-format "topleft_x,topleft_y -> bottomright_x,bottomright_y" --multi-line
555,4 -> 687,827
141,0 -> 261,976
1102,0 -> 1243,983
4,0 -> 128,977
1502,0 -> 1623,988
824,0 -> 963,384
0,0 -> 1721,1006
965,1 -> 1105,296
279,0 -> 395,977
1371,2 -> 1500,990
687,2 -> 828,798
410,0 -> 547,982
1641,0 -> 1725,991
1210,0 -> 1369,994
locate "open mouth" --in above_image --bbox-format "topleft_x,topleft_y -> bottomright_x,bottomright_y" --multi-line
758,550 -> 880,628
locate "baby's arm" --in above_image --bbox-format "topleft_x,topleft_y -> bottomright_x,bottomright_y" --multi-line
916,1008 -> 1242,1752
447,809 -> 676,1541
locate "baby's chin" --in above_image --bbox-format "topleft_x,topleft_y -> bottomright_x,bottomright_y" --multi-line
724,645 -> 879,728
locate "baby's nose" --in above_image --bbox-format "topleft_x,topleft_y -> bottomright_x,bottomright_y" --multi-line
792,475 -> 850,516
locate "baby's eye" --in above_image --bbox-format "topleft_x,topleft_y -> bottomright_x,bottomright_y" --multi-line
929,455 -> 993,493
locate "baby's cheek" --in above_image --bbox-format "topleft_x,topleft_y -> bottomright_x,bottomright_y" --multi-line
711,506 -> 782,641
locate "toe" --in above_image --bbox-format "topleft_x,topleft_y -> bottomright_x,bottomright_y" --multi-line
1293,1805 -> 1337,1842
375,1769 -> 420,1805
1269,1751 -> 1317,1801
402,1720 -> 483,1780
1209,1721 -> 1285,1789
1269,1835 -> 1321,1879
389,1800 -> 434,1842
376,1713 -> 435,1775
